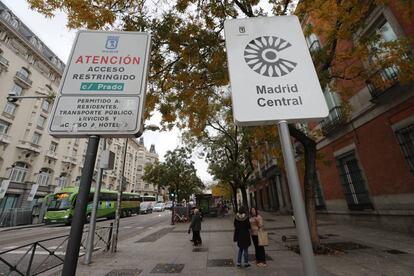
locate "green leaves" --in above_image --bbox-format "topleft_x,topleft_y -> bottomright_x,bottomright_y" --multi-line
143,147 -> 204,201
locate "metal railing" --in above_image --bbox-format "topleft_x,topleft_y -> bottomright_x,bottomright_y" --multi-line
0,224 -> 112,275
15,72 -> 33,86
0,55 -> 9,66
0,208 -> 33,228
366,66 -> 399,99
320,106 -> 345,136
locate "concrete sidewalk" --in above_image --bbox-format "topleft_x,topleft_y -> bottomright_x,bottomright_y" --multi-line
66,212 -> 414,276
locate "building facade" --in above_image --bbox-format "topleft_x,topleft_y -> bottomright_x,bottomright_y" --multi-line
299,3 -> 414,233
0,1 -> 159,216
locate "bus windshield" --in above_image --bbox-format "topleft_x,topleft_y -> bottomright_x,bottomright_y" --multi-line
47,193 -> 73,211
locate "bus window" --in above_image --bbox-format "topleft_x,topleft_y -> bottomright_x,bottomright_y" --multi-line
47,193 -> 73,211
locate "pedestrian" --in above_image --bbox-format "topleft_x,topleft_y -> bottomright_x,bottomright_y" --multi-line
249,207 -> 267,267
188,208 -> 202,246
233,206 -> 251,268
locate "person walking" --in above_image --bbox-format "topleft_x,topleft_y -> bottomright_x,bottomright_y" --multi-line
188,208 -> 202,246
249,207 -> 267,267
233,206 -> 251,267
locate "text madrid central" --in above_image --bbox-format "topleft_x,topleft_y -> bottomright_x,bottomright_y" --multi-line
255,84 -> 303,107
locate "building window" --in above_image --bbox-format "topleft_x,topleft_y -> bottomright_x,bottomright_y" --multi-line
320,88 -> 344,135
37,116 -> 47,128
11,84 -> 23,96
1,11 -> 11,21
3,102 -> 16,116
49,142 -> 58,152
37,168 -> 51,186
0,120 -> 10,134
19,68 -> 30,79
306,33 -> 321,52
336,151 -> 373,210
41,100 -> 50,112
9,162 -> 29,183
0,195 -> 19,212
32,133 -> 41,145
10,17 -> 19,29
394,123 -> 414,174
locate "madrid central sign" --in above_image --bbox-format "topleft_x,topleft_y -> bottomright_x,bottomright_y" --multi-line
48,31 -> 151,137
224,16 -> 328,125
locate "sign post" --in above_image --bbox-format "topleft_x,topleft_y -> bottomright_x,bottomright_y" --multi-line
48,30 -> 151,275
224,16 -> 328,276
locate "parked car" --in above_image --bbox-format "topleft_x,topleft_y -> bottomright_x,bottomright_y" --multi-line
153,202 -> 165,212
164,202 -> 173,210
140,202 -> 153,214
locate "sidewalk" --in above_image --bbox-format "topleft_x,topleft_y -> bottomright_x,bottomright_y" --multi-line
66,212 -> 414,276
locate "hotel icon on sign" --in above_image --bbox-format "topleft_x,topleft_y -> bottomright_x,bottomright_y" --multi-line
105,36 -> 119,49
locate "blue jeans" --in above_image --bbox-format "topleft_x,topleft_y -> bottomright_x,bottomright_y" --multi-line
237,247 -> 249,264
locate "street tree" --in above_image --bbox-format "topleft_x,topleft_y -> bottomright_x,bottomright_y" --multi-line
28,0 -> 414,251
143,147 -> 204,202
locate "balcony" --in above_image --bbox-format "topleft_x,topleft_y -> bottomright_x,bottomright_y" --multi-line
0,55 -> 9,72
45,150 -> 58,160
16,140 -> 41,154
320,106 -> 346,136
62,155 -> 77,166
366,66 -> 399,101
14,71 -> 33,88
309,40 -> 321,52
0,133 -> 11,144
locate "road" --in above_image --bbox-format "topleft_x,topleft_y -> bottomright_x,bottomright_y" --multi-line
0,211 -> 171,275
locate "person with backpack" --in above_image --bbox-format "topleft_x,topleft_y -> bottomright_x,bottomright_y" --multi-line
233,206 -> 251,267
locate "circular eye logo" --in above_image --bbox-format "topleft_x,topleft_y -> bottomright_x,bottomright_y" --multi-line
244,36 -> 297,77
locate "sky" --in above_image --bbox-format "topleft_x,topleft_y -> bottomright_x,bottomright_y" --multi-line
3,0 -> 213,182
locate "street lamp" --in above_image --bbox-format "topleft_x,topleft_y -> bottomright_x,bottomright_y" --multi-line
111,124 -> 160,252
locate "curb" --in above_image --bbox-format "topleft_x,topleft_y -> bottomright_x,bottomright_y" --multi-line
0,223 -> 46,232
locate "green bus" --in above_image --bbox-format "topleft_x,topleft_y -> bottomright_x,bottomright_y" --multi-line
43,187 -> 141,225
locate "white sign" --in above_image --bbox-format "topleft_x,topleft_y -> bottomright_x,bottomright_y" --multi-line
224,16 -> 328,125
49,30 -> 151,137
0,179 -> 10,199
27,184 -> 39,201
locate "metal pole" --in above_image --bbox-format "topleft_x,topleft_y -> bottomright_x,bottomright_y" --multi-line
62,136 -> 100,276
111,138 -> 128,252
171,199 -> 175,225
277,121 -> 318,276
84,138 -> 106,264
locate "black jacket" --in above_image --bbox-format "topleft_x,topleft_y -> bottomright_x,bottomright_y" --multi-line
190,213 -> 202,231
233,213 -> 251,248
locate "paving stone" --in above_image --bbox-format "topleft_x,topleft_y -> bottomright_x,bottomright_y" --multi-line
135,228 -> 174,243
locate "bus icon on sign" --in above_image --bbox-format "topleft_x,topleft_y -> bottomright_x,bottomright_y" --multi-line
105,36 -> 119,49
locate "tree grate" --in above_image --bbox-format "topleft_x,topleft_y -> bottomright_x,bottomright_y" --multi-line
150,263 -> 184,273
385,249 -> 408,255
135,228 -> 174,243
207,259 -> 234,267
105,269 -> 142,276
192,247 -> 208,252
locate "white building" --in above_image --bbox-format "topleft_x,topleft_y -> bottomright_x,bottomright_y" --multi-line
0,1 -> 159,213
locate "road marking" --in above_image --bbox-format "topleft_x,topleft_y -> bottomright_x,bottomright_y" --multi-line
123,226 -> 132,229
135,227 -> 144,229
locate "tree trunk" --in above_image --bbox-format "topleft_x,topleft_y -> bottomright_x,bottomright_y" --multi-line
240,186 -> 249,209
232,186 -> 238,212
288,125 -> 320,250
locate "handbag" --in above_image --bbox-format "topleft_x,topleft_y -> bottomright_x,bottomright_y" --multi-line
258,228 -> 269,246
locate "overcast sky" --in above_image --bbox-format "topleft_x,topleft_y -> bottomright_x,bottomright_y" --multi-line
3,0 -> 213,182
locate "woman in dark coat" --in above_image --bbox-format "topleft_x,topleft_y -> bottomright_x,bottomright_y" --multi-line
233,206 -> 251,267
188,208 -> 202,246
